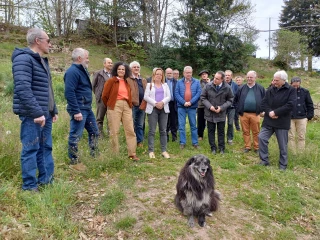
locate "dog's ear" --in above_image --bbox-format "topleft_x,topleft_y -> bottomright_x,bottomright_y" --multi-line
186,156 -> 196,165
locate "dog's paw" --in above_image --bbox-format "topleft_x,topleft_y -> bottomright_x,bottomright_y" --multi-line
188,216 -> 195,228
198,221 -> 206,227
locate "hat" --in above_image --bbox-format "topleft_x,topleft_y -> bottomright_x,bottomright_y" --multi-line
198,70 -> 209,76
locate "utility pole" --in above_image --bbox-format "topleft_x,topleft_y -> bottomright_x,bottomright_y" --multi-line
269,17 -> 271,60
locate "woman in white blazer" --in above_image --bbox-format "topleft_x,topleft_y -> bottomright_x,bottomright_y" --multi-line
144,68 -> 171,159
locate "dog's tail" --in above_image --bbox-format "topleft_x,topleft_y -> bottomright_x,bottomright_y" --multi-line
210,190 -> 221,212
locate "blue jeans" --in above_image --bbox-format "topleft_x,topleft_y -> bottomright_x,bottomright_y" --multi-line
132,106 -> 145,143
178,107 -> 198,145
68,109 -> 99,162
19,115 -> 54,190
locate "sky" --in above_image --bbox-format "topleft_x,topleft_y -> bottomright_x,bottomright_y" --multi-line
253,0 -> 320,68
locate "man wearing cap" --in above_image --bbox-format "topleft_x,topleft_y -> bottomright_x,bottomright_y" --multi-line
197,70 -> 211,141
224,70 -> 239,145
288,76 -> 314,153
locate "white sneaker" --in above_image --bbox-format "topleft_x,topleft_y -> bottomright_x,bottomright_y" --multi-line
162,151 -> 170,159
149,152 -> 155,158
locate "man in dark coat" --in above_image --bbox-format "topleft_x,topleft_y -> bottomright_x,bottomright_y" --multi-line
259,70 -> 297,170
201,71 -> 234,154
12,28 -> 58,191
288,76 -> 314,153
92,57 -> 113,137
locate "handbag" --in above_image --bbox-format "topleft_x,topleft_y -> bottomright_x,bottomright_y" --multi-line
139,83 -> 152,110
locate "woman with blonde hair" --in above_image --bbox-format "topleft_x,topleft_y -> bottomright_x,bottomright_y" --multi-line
144,68 -> 171,159
101,62 -> 139,161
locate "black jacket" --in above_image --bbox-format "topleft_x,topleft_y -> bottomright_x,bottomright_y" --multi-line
234,83 -> 265,116
261,82 -> 297,130
291,87 -> 314,120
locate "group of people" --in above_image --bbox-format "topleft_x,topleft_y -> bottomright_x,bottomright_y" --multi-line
12,28 -> 314,191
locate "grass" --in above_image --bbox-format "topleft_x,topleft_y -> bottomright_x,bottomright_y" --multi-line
1,35 -> 320,239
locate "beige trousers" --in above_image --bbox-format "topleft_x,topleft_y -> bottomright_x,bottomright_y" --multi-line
107,100 -> 137,156
289,118 -> 308,152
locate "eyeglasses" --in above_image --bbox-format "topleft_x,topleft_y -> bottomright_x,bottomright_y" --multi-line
38,38 -> 51,43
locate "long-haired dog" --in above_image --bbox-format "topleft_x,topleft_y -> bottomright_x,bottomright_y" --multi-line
174,154 -> 220,227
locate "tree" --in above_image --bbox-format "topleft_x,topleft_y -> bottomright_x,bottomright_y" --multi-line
279,0 -> 320,71
167,0 -> 257,72
272,29 -> 308,70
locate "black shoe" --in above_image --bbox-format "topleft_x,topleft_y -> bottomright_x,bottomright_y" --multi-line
212,150 -> 216,155
254,149 -> 259,154
193,144 -> 200,149
243,148 -> 251,153
172,138 -> 177,142
220,149 -> 224,154
259,161 -> 270,166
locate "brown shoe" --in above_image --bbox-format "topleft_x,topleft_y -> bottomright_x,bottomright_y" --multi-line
129,155 -> 140,161
69,162 -> 87,172
193,144 -> 200,149
137,142 -> 143,148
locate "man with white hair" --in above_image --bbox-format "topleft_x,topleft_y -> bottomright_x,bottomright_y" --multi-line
12,28 -> 58,191
128,61 -> 147,147
92,57 -> 113,137
64,48 -> 99,172
175,66 -> 202,149
259,70 -> 297,170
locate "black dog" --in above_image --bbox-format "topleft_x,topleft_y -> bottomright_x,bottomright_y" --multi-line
174,154 -> 220,227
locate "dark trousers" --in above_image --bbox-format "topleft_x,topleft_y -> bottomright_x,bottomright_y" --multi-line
207,121 -> 225,151
167,101 -> 178,141
197,107 -> 206,138
234,111 -> 240,130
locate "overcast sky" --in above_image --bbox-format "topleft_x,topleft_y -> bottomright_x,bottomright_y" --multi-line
252,0 -> 320,68
253,0 -> 283,59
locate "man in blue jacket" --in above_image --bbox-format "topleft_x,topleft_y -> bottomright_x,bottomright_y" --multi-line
12,28 -> 58,191
64,48 -> 99,172
175,66 -> 202,149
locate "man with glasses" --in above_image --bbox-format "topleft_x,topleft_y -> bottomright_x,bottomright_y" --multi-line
12,28 -> 58,191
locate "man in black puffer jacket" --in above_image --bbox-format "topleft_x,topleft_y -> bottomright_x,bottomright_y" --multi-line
288,77 -> 314,153
12,28 -> 58,191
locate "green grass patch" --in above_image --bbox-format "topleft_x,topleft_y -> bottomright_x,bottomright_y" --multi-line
96,188 -> 126,214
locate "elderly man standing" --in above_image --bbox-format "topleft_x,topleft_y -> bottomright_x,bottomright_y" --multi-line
224,70 -> 239,145
201,71 -> 233,154
165,68 -> 178,142
259,70 -> 297,170
289,77 -> 314,153
92,57 -> 112,137
64,48 -> 99,172
12,28 -> 58,191
173,69 -> 180,80
175,66 -> 202,149
128,61 -> 147,147
234,71 -> 265,153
